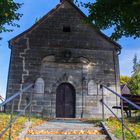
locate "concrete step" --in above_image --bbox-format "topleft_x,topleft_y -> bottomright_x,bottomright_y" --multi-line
24,120 -> 109,140
31,127 -> 102,132
32,124 -> 102,132
26,134 -> 108,140
31,120 -> 101,131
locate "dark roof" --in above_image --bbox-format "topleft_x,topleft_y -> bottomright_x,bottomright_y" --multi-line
121,85 -> 125,90
9,0 -> 122,50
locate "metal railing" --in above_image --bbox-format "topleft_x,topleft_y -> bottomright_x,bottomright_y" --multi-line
0,83 -> 34,140
100,84 -> 140,140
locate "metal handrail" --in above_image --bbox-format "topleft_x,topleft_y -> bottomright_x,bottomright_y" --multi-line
0,83 -> 34,139
0,84 -> 33,107
101,100 -> 138,140
0,101 -> 31,138
100,84 -> 140,140
100,84 -> 140,110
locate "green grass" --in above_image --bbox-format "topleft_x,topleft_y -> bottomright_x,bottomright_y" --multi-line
84,119 -> 102,126
106,116 -> 140,140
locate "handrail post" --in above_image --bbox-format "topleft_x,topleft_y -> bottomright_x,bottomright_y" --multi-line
100,85 -> 105,121
121,98 -> 125,140
9,100 -> 14,140
0,83 -> 34,139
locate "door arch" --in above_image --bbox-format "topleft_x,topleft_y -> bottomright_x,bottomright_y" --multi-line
56,83 -> 76,118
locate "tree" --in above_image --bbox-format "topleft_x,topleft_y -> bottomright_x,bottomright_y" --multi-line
132,54 -> 140,74
120,56 -> 140,94
129,74 -> 140,95
133,54 -> 138,72
0,0 -> 22,40
84,0 -> 140,40
120,75 -> 140,95
120,76 -> 131,85
128,55 -> 140,95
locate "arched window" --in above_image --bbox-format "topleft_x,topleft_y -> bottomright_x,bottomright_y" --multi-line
88,80 -> 97,95
35,78 -> 45,94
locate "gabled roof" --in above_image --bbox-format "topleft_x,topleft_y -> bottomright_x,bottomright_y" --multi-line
121,84 -> 131,95
121,84 -> 125,90
9,0 -> 122,50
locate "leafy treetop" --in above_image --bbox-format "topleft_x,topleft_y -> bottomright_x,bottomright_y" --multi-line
0,0 -> 22,40
83,0 -> 140,40
120,76 -> 131,85
129,75 -> 140,95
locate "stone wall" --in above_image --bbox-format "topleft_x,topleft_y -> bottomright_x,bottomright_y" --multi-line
6,1 -> 121,118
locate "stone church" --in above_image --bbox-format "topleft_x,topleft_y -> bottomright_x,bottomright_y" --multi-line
7,0 -> 121,118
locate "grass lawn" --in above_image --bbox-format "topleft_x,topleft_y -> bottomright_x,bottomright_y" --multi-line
0,113 -> 45,140
106,116 -> 140,140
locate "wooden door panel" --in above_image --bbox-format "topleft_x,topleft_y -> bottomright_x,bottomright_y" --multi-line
56,83 -> 75,118
56,85 -> 65,117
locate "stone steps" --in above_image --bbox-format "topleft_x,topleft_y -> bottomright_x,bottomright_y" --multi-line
26,134 -> 108,140
25,120 -> 109,140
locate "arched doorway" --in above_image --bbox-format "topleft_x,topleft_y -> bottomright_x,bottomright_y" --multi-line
56,83 -> 76,118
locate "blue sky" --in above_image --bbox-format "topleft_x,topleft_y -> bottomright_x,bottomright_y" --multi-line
0,0 -> 140,98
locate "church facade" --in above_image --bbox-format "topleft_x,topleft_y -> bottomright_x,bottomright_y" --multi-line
7,0 -> 121,118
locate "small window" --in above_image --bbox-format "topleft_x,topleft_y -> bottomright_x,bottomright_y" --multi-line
63,26 -> 71,32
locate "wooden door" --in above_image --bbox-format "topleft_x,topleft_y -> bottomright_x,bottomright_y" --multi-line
56,83 -> 75,118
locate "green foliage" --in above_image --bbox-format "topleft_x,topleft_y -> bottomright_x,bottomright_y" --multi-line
128,55 -> 140,95
129,74 -> 140,95
120,76 -> 131,85
133,54 -> 140,73
120,55 -> 140,95
84,0 -> 140,40
0,0 -> 22,39
133,54 -> 138,72
120,74 -> 140,95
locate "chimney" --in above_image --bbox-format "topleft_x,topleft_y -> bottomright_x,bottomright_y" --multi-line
60,0 -> 74,3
